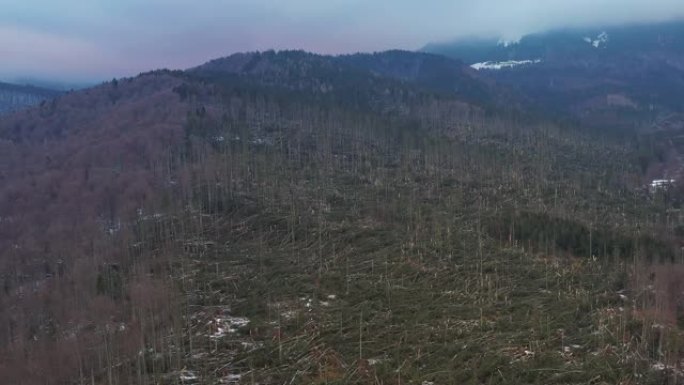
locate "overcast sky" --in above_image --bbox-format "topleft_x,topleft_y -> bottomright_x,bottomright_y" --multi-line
3,0 -> 684,83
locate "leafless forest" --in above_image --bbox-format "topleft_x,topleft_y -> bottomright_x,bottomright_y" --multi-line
0,51 -> 683,384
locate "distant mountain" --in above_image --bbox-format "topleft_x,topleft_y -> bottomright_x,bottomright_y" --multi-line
424,20 -> 684,66
424,20 -> 684,132
10,77 -> 94,91
0,81 -> 62,114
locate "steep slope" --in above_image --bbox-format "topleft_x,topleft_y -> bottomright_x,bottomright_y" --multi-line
425,20 -> 684,130
0,72 -> 189,383
426,20 -> 684,184
0,52 -> 681,385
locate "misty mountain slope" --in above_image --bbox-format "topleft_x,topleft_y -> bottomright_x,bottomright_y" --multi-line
0,81 -> 62,114
424,20 -> 684,66
0,52 -> 681,385
425,20 -> 684,185
425,20 -> 684,131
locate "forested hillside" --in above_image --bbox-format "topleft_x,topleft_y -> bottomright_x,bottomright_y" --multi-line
425,21 -> 684,132
0,82 -> 61,114
0,51 -> 682,384
426,20 -> 684,208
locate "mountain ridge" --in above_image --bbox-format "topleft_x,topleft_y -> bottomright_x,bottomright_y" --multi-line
0,47 -> 681,385
189,49 -> 529,113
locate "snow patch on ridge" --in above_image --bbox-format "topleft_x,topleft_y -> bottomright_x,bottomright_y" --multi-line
497,38 -> 520,48
471,59 -> 541,71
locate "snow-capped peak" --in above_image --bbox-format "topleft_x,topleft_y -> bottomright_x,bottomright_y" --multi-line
584,32 -> 609,48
